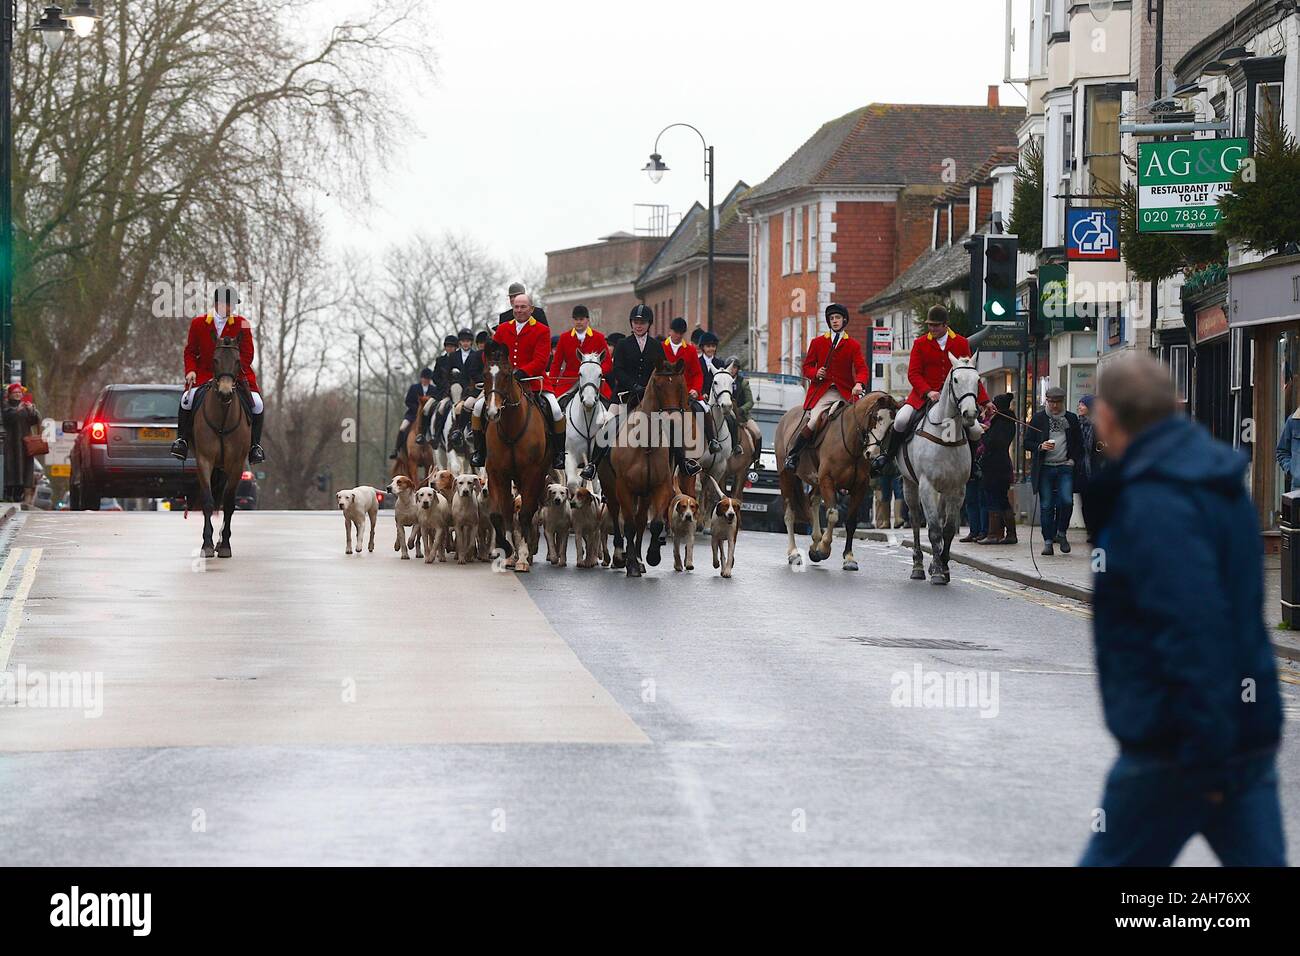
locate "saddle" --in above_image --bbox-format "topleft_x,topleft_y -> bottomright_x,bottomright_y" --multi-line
194,380 -> 254,419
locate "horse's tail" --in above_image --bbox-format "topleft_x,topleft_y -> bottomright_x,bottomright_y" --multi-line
779,469 -> 812,525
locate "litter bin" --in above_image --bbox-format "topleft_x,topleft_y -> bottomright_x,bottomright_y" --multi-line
1280,491 -> 1300,627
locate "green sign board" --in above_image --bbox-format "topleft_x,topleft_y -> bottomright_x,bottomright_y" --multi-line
1137,138 -> 1248,234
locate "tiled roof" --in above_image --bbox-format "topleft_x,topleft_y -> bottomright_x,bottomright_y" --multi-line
936,145 -> 1020,204
859,241 -> 971,314
636,181 -> 750,288
745,103 -> 1024,205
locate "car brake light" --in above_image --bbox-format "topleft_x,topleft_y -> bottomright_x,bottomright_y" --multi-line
88,421 -> 107,443
745,479 -> 753,489
241,471 -> 253,481
376,492 -> 385,503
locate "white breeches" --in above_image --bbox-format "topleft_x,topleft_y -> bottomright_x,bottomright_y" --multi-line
473,392 -> 562,419
806,387 -> 845,429
183,387 -> 262,414
892,403 -> 916,433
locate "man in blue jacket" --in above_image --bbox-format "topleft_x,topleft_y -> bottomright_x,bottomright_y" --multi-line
1080,356 -> 1284,866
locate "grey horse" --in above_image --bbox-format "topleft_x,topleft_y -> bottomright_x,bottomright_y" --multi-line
898,354 -> 984,585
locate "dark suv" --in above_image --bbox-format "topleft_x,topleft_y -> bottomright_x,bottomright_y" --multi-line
64,385 -> 194,510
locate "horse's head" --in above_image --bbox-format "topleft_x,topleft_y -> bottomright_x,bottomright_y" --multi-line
947,354 -> 981,426
644,359 -> 687,413
856,392 -> 898,461
578,350 -> 605,409
482,343 -> 518,423
212,334 -> 242,396
710,369 -> 736,409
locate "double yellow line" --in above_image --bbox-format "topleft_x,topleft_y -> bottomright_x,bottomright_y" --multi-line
0,547 -> 44,670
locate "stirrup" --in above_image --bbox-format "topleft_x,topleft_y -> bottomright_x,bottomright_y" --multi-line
682,457 -> 701,477
248,444 -> 265,464
170,438 -> 189,461
415,433 -> 427,445
783,453 -> 800,473
580,462 -> 596,481
449,429 -> 463,445
708,439 -> 722,454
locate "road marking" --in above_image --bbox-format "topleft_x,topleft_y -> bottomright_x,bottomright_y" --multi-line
0,548 -> 42,670
960,576 -> 1092,619
1010,668 -> 1096,676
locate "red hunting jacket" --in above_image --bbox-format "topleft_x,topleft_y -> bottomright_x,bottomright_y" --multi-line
802,331 -> 867,410
492,316 -> 551,392
904,328 -> 989,410
661,338 -> 704,397
546,327 -> 612,398
184,313 -> 260,392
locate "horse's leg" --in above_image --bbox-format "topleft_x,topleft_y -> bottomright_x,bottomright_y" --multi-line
487,476 -> 514,562
904,478 -> 925,580
646,471 -> 674,570
940,495 -> 960,583
515,485 -> 541,573
217,469 -> 237,558
196,459 -> 216,559
924,485 -> 948,585
841,482 -> 866,571
644,501 -> 663,568
617,485 -> 642,578
811,472 -> 838,563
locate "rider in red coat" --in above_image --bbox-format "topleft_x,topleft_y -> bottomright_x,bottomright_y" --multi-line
546,305 -> 612,398
783,303 -> 868,471
470,291 -> 567,470
871,304 -> 992,474
170,285 -> 265,464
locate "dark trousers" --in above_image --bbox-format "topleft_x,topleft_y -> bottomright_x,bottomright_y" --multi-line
982,483 -> 1010,512
1038,464 -> 1074,540
1080,749 -> 1285,866
964,477 -> 985,535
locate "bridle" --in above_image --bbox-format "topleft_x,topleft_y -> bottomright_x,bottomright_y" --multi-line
840,393 -> 892,461
201,334 -> 246,466
483,360 -> 533,448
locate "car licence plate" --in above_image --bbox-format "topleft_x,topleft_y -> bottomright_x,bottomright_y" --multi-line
138,427 -> 175,442
740,501 -> 768,512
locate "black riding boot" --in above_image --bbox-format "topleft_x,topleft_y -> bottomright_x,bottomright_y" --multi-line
726,415 -> 740,457
470,428 -> 487,469
783,425 -> 814,472
248,412 -> 266,464
170,403 -> 194,461
430,404 -> 451,449
550,430 -> 567,472
675,446 -> 701,478
870,426 -> 903,477
581,443 -> 606,482
389,426 -> 408,460
703,408 -> 721,454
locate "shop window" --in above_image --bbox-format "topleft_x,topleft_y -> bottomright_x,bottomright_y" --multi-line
1169,345 -> 1188,404
1085,86 -> 1122,201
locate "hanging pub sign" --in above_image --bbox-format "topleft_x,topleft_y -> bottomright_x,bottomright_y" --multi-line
1137,138 -> 1248,234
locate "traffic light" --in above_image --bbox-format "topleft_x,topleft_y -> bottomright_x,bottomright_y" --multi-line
982,235 -> 1018,324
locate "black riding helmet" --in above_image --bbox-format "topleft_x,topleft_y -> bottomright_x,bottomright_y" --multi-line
629,304 -> 653,326
442,334 -> 458,348
825,303 -> 849,328
420,367 -> 435,381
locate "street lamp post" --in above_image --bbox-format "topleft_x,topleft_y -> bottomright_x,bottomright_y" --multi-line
644,124 -> 714,331
1,5 -> 101,499
355,333 -> 362,487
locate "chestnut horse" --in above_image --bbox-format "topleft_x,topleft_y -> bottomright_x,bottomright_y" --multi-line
193,334 -> 253,558
775,391 -> 897,571
481,343 -> 549,572
610,359 -> 689,578
393,399 -> 434,484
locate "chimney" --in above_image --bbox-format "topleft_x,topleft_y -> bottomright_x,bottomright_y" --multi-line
987,85 -> 1000,107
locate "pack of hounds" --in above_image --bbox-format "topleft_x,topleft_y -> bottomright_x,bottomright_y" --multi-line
334,469 -> 741,578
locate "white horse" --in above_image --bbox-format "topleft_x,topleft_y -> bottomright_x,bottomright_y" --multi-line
695,369 -> 743,512
564,351 -> 610,488
427,381 -> 467,475
899,354 -> 984,585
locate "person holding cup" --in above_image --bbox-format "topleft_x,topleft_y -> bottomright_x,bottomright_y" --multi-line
1027,385 -> 1084,556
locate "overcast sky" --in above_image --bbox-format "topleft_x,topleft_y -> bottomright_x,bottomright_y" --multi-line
323,0 -> 1018,276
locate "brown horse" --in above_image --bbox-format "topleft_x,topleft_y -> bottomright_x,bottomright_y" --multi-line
610,359 -> 689,578
775,391 -> 897,571
393,399 -> 434,484
194,334 -> 253,558
481,343 -> 549,572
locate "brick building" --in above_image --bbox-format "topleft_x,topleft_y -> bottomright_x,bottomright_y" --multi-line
633,181 -> 750,352
738,95 -> 1024,373
543,232 -> 666,329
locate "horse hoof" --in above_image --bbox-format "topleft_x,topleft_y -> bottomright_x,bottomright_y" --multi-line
645,547 -> 661,568
843,560 -> 858,572
612,555 -> 625,569
910,568 -> 925,580
201,546 -> 216,559
514,563 -> 530,573
930,573 -> 949,585
788,552 -> 803,567
217,546 -> 232,559
626,563 -> 641,578
808,547 -> 825,563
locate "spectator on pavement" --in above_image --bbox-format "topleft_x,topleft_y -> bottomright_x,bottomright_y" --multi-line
978,392 -> 1017,545
959,424 -> 987,542
1027,386 -> 1083,556
3,383 -> 42,505
1079,355 -> 1284,867
1275,404 -> 1300,492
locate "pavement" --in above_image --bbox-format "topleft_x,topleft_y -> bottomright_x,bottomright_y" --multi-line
862,523 -> 1300,663
0,509 -> 1297,866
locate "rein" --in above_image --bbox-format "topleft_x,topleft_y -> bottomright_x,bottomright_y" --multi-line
485,369 -> 534,450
